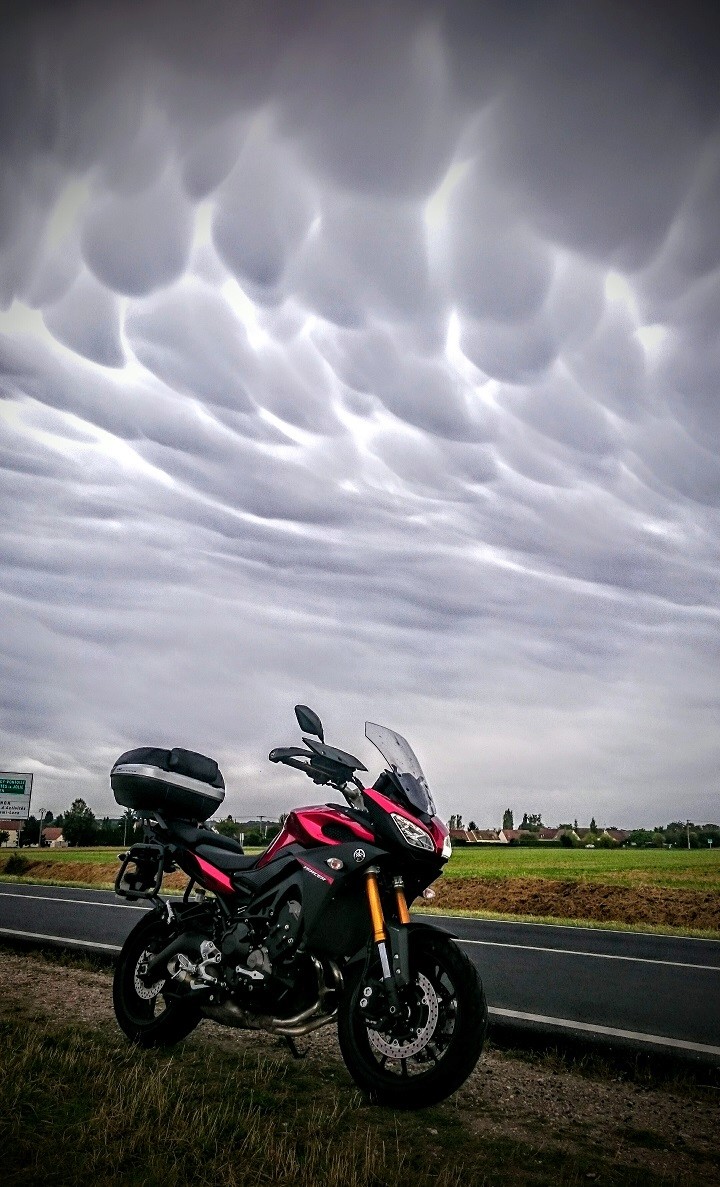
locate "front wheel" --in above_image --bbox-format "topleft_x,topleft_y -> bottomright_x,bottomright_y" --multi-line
113,912 -> 202,1047
337,927 -> 487,1108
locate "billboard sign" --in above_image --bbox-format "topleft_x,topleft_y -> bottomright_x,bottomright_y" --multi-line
0,772 -> 33,820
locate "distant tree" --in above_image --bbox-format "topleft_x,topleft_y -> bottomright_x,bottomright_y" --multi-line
62,799 -> 97,847
0,830 -> 9,846
573,819 -> 578,831
468,820 -> 478,831
628,828 -> 652,847
651,831 -> 665,848
119,809 -> 138,846
589,817 -> 597,833
215,818 -> 240,839
448,814 -> 464,830
53,814 -> 64,827
95,816 -> 117,846
520,813 -> 542,831
559,831 -> 574,848
502,809 -> 514,831
19,816 -> 40,846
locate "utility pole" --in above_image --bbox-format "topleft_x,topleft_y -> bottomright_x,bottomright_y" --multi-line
686,820 -> 691,851
37,809 -> 46,847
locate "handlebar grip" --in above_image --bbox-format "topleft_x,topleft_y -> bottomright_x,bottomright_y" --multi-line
269,750 -> 313,775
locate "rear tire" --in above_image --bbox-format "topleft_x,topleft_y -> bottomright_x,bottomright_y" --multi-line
338,927 -> 487,1109
113,912 -> 202,1047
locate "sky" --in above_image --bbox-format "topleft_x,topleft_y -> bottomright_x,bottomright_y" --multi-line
1,0 -> 719,829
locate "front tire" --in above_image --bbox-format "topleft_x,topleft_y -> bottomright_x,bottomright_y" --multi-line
337,927 -> 487,1108
113,912 -> 202,1047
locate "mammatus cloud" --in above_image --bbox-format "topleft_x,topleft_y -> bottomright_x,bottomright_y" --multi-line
1,0 -> 719,828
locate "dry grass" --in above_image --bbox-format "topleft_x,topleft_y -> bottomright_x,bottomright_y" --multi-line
2,948 -> 719,1187
431,876 -> 720,931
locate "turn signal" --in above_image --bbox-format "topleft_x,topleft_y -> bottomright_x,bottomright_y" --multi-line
326,857 -> 344,871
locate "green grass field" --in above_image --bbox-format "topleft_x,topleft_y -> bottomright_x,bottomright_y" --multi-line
8,843 -> 719,892
444,845 -> 720,890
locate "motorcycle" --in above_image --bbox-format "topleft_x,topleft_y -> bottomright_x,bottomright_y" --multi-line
110,706 -> 487,1108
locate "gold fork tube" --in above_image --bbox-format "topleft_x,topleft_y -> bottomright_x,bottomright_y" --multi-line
393,882 -> 411,925
365,870 -> 387,943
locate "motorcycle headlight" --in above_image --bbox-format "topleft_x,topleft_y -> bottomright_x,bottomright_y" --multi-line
391,812 -> 435,852
442,834 -> 452,859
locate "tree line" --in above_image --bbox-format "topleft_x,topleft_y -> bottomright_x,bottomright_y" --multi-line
9,800 -> 284,848
448,808 -> 719,848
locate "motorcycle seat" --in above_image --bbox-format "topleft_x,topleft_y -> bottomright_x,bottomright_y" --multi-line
194,843 -> 257,872
164,819 -> 247,854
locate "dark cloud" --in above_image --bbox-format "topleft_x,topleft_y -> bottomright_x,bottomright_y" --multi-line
0,0 -> 719,827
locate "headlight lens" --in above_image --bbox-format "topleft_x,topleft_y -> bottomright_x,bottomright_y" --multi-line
391,812 -> 435,852
442,834 -> 452,859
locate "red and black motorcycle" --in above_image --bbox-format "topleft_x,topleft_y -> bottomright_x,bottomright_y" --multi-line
111,706 -> 487,1108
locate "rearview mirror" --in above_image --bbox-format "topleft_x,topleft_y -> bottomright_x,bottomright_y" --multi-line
295,704 -> 324,742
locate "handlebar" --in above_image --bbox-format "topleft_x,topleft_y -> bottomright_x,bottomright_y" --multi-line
269,746 -> 365,803
273,754 -> 313,775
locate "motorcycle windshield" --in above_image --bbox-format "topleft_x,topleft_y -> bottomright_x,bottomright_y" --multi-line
365,722 -> 436,815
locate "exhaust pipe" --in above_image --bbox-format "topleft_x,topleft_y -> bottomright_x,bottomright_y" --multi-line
201,957 -> 343,1037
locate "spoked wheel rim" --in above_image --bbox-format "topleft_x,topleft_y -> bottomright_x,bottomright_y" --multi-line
360,953 -> 459,1079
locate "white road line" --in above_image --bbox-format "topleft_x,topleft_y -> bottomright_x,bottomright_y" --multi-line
0,890 -> 146,910
0,926 -> 121,952
458,937 -> 720,972
488,1007 -> 720,1058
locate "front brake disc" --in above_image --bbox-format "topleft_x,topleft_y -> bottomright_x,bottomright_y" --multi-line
366,972 -> 439,1059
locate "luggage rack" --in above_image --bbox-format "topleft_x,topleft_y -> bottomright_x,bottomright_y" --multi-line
115,842 -> 165,901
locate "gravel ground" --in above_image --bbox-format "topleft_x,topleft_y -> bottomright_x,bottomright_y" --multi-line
1,947 -> 718,1184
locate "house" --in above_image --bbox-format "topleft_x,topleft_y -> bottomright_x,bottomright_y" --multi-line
499,829 -> 530,844
0,819 -> 22,847
448,828 -> 503,845
41,827 -> 66,847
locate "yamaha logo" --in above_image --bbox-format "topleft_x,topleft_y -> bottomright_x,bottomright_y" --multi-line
353,848 -> 366,862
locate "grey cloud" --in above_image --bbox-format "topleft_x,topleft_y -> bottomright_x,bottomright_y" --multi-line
181,117 -> 250,200
126,280 -> 257,412
1,1 -> 719,825
279,4 -> 458,199
630,417 -> 720,508
505,374 -> 619,456
291,191 -> 439,328
566,306 -> 648,420
43,269 -> 124,367
444,169 -> 554,323
212,123 -> 316,293
82,169 -> 193,295
486,3 -> 716,268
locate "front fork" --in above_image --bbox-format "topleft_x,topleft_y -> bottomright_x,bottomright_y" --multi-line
364,867 -> 411,1008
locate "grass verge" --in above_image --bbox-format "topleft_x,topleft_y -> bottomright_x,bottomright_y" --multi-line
0,1011 -> 706,1187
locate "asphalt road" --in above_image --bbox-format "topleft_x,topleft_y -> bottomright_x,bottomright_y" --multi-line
1,883 -> 719,1063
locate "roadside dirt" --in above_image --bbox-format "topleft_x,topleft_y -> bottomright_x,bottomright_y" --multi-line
432,876 -> 720,930
0,948 -> 718,1185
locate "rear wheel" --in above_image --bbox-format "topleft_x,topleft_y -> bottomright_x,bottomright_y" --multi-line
338,927 -> 487,1108
113,912 -> 202,1047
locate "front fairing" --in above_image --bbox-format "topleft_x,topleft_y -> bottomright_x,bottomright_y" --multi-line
362,786 -> 448,870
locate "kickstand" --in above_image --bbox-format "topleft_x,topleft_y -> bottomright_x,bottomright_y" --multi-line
283,1035 -> 305,1060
